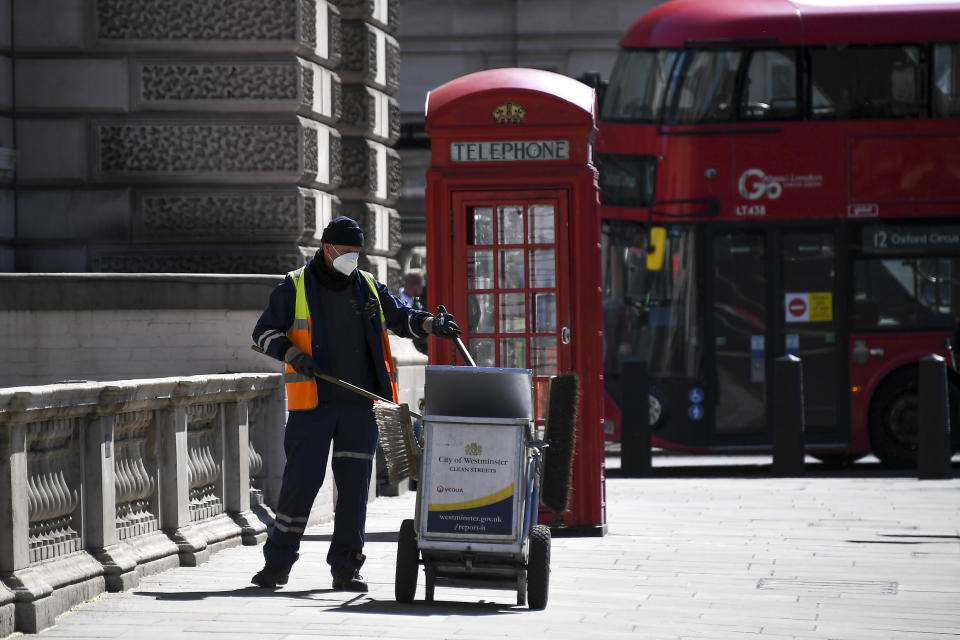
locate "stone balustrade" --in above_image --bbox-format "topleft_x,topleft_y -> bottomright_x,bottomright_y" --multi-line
0,374 -> 286,635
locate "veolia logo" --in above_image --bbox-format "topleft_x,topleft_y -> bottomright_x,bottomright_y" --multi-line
738,168 -> 783,200
436,485 -> 464,494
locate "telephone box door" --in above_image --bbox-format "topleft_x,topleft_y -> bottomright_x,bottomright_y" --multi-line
453,190 -> 571,425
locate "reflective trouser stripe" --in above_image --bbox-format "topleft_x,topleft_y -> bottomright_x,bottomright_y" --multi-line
273,521 -> 305,534
275,513 -> 308,524
332,451 -> 375,461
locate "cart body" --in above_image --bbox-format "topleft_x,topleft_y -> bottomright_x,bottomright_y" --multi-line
396,365 -> 551,607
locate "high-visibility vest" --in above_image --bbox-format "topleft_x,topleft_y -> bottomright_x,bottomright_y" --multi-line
284,267 -> 398,411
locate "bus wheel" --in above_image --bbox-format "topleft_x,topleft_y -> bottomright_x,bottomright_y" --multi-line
868,369 -> 960,468
869,370 -> 919,468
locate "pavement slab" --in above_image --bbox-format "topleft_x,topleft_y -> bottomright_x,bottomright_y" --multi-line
17,456 -> 960,640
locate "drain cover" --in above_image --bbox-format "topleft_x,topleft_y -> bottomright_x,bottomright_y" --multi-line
756,578 -> 897,594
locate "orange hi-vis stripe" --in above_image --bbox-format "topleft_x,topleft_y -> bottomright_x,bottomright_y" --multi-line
284,267 -> 318,411
283,267 -> 399,411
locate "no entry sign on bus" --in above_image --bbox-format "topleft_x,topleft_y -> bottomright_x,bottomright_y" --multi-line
785,292 -> 832,323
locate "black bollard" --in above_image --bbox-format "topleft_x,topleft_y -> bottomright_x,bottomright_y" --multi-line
621,358 -> 651,476
773,355 -> 805,476
918,354 -> 952,480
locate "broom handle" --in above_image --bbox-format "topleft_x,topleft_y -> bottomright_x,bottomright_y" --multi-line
250,345 -> 422,420
436,305 -> 477,368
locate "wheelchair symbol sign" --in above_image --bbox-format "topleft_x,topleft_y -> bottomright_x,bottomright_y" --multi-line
688,388 -> 704,404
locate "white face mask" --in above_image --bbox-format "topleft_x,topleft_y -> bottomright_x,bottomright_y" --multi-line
332,251 -> 359,276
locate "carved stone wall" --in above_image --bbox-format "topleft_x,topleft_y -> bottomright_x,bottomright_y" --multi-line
7,0 -> 404,275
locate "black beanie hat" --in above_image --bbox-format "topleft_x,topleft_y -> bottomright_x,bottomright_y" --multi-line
320,216 -> 364,247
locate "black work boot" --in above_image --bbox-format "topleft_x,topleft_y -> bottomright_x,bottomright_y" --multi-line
332,567 -> 368,592
331,551 -> 367,592
251,564 -> 290,588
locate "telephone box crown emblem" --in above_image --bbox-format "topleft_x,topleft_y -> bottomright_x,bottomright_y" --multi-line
492,100 -> 526,124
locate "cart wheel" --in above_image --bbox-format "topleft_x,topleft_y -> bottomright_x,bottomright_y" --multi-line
395,519 -> 418,603
425,570 -> 435,602
527,525 -> 551,610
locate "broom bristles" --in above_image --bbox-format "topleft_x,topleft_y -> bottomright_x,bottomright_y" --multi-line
540,372 -> 579,514
375,403 -> 420,485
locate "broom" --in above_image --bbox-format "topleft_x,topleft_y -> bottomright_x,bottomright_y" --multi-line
251,345 -> 421,485
540,372 -> 579,514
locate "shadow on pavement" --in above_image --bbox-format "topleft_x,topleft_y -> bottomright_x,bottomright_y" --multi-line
134,589 -> 521,616
134,587 -> 339,601
338,598 -> 519,616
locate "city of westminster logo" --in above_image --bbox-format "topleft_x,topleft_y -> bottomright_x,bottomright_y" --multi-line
492,100 -> 526,124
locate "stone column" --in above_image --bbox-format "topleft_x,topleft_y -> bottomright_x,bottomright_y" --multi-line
254,385 -> 288,511
83,400 -> 139,592
157,401 -> 209,566
0,401 -> 55,634
337,0 -> 403,287
0,0 -> 13,270
223,401 -> 267,544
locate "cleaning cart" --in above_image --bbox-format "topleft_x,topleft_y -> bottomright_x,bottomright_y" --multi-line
394,364 -> 552,609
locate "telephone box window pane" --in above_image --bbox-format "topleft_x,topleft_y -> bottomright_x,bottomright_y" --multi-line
528,204 -> 555,243
499,249 -> 525,289
468,293 -> 495,333
468,338 -> 496,367
498,205 -> 524,244
469,207 -> 493,245
499,292 -> 526,333
500,338 -> 526,369
529,249 -> 556,287
467,249 -> 494,289
531,337 -> 558,375
531,292 -> 557,332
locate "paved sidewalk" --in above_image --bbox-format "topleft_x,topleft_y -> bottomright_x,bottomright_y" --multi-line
27,460 -> 960,640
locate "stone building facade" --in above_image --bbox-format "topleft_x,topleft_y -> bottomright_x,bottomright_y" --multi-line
0,0 -> 403,284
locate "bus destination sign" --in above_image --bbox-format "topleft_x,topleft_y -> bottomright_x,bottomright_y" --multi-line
450,140 -> 570,163
862,225 -> 960,254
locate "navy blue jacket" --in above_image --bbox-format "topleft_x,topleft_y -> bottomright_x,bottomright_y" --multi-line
253,260 -> 432,404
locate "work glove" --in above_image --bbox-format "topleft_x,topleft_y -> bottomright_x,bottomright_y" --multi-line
285,347 -> 323,379
429,311 -> 461,338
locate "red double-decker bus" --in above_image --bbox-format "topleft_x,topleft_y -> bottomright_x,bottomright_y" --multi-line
597,0 -> 960,466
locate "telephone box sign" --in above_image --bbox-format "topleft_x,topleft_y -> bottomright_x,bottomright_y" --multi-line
450,140 -> 570,163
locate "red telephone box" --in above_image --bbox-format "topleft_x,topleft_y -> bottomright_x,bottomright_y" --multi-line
424,68 -> 606,534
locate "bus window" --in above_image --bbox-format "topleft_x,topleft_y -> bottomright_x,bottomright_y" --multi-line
601,221 -> 701,402
740,49 -> 799,120
933,43 -> 960,117
664,49 -> 742,123
853,257 -> 960,330
601,49 -> 678,122
811,45 -> 923,120
596,153 -> 656,208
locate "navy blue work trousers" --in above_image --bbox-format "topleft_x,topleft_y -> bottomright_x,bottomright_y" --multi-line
263,405 -> 378,575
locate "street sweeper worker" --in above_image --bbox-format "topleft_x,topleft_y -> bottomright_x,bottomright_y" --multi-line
250,215 -> 461,591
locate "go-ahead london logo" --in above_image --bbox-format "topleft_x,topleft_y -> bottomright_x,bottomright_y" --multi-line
738,168 -> 824,201
738,168 -> 782,200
